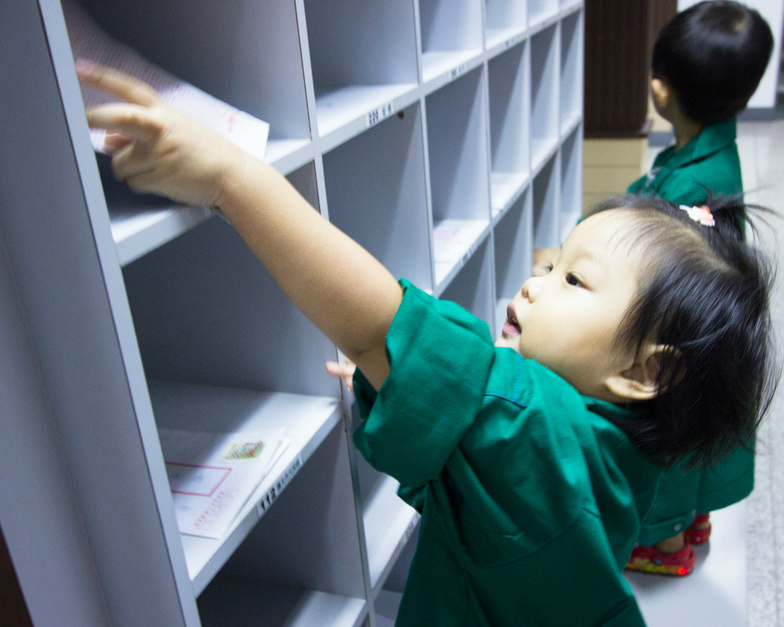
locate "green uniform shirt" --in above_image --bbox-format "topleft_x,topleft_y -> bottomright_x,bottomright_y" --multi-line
628,117 -> 742,205
628,117 -> 754,545
353,281 -> 662,626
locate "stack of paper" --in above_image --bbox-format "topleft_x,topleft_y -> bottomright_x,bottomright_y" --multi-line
158,428 -> 289,540
62,0 -> 269,161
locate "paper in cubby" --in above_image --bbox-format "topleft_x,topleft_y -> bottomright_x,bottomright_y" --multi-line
62,0 -> 269,162
159,428 -> 289,540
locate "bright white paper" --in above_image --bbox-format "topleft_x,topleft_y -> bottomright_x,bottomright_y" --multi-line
158,428 -> 289,540
62,0 -> 269,161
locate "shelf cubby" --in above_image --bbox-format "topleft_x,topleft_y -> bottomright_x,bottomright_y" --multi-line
78,0 -> 311,170
122,166 -> 338,398
488,41 -> 531,219
95,153 -> 214,267
560,125 -> 583,241
303,0 -> 419,149
530,24 -> 560,172
418,0 -> 484,87
426,67 -> 492,287
559,8 -> 583,135
529,0 -> 560,29
484,0 -> 528,51
560,0 -> 583,10
533,153 -> 561,249
493,188 -> 533,331
69,0 -> 315,267
438,239 -> 496,332
322,103 -> 433,293
149,382 -> 343,595
356,452 -> 419,591
197,423 -> 367,627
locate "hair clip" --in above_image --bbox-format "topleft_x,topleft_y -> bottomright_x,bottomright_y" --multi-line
679,204 -> 715,227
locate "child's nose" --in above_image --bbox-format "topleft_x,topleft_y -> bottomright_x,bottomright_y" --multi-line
520,276 -> 540,301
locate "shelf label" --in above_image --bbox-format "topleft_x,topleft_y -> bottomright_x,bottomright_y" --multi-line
256,455 -> 303,516
450,63 -> 467,80
505,33 -> 525,50
366,102 -> 394,128
460,236 -> 484,268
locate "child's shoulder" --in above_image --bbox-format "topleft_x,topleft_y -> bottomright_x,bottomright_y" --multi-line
485,349 -> 580,405
664,149 -> 742,204
657,133 -> 742,204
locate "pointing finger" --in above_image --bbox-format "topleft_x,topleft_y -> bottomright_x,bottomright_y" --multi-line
76,60 -> 160,107
85,103 -> 163,142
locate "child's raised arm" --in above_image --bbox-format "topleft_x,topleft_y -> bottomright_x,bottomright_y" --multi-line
77,63 -> 402,390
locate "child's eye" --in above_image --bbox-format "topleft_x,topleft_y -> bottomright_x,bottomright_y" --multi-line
532,263 -> 553,278
565,272 -> 583,287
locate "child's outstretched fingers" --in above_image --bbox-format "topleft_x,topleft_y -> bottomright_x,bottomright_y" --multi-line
76,60 -> 160,107
76,61 -> 248,209
326,360 -> 357,392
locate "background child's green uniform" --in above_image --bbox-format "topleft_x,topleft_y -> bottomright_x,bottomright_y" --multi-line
353,280 -> 661,626
628,117 -> 742,205
628,117 -> 753,545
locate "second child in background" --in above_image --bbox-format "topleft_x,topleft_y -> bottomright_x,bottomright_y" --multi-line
624,0 -> 774,576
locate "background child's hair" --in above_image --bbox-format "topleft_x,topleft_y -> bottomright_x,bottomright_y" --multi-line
652,0 -> 773,126
586,194 -> 777,468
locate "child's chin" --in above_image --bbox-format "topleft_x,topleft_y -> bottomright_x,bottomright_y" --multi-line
494,337 -> 520,353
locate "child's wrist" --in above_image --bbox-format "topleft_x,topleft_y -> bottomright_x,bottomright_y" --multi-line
210,150 -> 256,217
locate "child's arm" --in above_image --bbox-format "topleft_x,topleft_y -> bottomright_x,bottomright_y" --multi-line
78,63 -> 401,390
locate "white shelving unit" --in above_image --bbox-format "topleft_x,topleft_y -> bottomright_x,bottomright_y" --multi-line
531,23 -> 561,172
0,1 -> 583,626
488,40 -> 531,218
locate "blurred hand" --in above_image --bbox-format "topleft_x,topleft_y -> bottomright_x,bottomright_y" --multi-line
326,359 -> 357,392
76,60 -> 250,209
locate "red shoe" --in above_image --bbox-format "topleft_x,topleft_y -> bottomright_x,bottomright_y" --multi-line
683,513 -> 711,545
625,543 -> 695,577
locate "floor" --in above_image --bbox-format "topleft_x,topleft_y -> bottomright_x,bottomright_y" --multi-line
627,114 -> 784,626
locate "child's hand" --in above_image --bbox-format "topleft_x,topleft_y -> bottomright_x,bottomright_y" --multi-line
326,359 -> 357,392
76,61 -> 249,209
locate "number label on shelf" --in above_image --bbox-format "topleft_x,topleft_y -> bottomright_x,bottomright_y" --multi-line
366,102 -> 394,128
461,240 -> 480,267
449,63 -> 467,80
256,455 -> 303,516
505,33 -> 526,50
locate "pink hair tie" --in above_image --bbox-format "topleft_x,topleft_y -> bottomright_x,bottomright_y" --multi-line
679,204 -> 715,227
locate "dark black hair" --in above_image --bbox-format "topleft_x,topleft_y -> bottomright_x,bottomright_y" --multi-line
652,1 -> 773,125
586,194 -> 777,468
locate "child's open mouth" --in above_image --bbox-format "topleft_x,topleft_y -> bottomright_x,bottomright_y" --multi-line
503,304 -> 521,335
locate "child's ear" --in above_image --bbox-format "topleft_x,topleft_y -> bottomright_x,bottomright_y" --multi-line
650,78 -> 671,110
605,344 -> 673,402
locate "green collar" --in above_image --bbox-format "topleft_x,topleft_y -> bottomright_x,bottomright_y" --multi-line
657,117 -> 737,171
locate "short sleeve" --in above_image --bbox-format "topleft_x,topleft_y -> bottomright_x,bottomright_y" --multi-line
352,280 -> 495,488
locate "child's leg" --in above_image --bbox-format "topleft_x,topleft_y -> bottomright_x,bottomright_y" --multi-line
684,513 -> 711,545
655,531 -> 686,554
